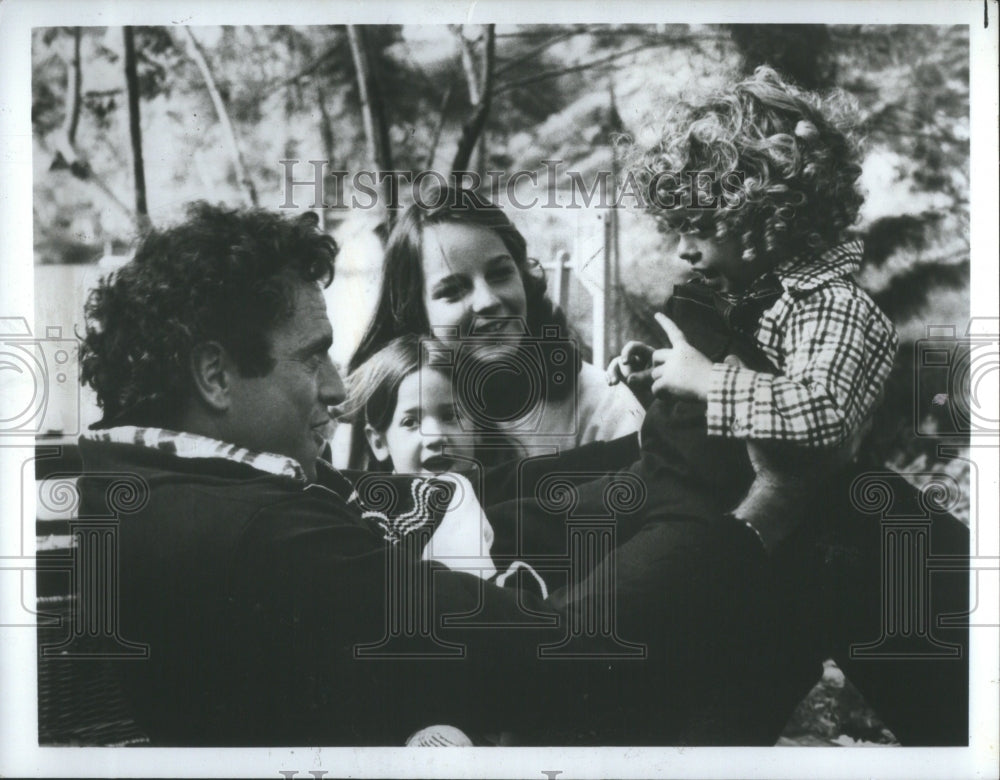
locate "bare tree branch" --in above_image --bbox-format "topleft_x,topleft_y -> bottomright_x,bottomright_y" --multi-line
346,25 -> 395,224
346,25 -> 379,170
81,88 -> 124,98
65,27 -> 82,145
493,26 -> 593,78
179,26 -> 259,206
451,25 -> 495,175
43,28 -> 138,227
315,83 -> 338,231
424,80 -> 454,170
453,25 -> 482,105
48,146 -> 136,222
274,43 -> 341,94
494,40 -> 687,95
122,27 -> 149,229
316,85 -> 337,169
345,25 -> 393,173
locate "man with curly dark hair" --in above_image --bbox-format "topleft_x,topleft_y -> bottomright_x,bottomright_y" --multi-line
82,201 -> 342,480
74,201 -> 773,746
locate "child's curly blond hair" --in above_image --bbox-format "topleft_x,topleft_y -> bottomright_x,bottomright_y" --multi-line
633,65 -> 865,268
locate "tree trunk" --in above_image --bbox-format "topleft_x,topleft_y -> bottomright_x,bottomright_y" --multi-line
424,81 -> 454,170
455,26 -> 482,105
451,24 -> 495,175
345,26 -> 379,169
315,83 -> 338,232
122,27 -> 149,230
46,28 -> 135,223
67,27 -> 82,145
607,79 -> 623,356
346,25 -> 394,221
180,27 -> 259,206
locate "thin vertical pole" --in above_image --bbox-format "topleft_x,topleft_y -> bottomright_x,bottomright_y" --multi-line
122,27 -> 149,230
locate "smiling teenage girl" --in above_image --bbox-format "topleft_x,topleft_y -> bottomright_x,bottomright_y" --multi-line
348,185 -> 643,466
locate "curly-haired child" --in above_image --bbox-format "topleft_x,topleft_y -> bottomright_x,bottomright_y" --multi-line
608,65 -> 898,551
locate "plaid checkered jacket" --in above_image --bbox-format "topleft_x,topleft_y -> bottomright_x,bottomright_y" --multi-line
705,240 -> 898,448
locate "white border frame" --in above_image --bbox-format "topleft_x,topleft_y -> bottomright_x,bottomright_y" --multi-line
2,1 -> 997,777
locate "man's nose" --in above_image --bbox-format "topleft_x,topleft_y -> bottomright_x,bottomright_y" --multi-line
319,357 -> 346,409
677,235 -> 701,264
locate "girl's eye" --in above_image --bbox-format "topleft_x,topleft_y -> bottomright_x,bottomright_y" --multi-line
399,415 -> 418,430
433,284 -> 466,302
487,262 -> 517,282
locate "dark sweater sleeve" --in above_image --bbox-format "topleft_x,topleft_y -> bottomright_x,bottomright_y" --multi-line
482,432 -> 640,507
227,489 -> 564,742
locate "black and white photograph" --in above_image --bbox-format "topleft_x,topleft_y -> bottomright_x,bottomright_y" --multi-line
1,0 -> 997,777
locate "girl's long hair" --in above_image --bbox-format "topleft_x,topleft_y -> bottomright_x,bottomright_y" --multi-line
348,184 -> 579,404
342,334 -> 426,432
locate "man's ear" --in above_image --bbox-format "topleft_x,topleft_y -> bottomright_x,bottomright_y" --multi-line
364,424 -> 392,464
190,341 -> 236,413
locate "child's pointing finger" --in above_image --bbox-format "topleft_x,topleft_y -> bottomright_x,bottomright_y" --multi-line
653,312 -> 685,347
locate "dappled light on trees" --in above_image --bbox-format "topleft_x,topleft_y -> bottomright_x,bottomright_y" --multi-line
31,22 -> 970,509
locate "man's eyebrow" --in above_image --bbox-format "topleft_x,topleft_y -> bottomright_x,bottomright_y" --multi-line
294,332 -> 333,356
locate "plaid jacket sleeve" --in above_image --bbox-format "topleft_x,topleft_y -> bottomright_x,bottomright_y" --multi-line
705,282 -> 898,447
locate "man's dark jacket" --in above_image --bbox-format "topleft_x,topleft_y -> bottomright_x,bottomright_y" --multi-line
78,431 -> 757,746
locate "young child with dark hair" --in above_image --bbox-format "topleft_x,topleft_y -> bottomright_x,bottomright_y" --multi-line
342,334 -> 547,593
608,66 -> 898,550
345,333 -> 477,477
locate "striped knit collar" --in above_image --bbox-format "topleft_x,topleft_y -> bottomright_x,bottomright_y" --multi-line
81,425 -> 308,482
774,239 -> 863,293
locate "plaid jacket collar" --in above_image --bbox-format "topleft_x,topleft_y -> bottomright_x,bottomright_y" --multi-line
81,425 -> 309,482
774,239 -> 863,293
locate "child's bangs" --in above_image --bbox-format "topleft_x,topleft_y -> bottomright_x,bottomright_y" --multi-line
659,206 -> 711,233
650,171 -> 742,237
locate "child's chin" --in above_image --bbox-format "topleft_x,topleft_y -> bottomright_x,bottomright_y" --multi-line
693,273 -> 728,292
421,459 -> 474,476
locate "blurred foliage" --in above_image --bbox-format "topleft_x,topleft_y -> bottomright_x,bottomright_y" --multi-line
729,24 -> 838,89
31,21 -> 971,475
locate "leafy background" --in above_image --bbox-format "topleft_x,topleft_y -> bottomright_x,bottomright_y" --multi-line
32,23 -> 973,746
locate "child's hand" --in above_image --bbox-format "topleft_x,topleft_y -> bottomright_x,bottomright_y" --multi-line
607,341 -> 657,407
648,313 -> 716,401
606,341 -> 655,385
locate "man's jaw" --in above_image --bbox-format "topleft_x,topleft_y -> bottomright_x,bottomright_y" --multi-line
311,419 -> 334,449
